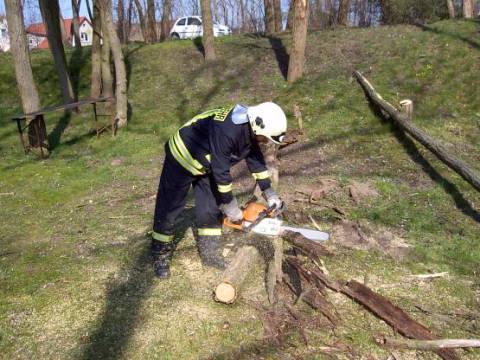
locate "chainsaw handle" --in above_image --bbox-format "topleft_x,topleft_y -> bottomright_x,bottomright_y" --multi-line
223,217 -> 244,231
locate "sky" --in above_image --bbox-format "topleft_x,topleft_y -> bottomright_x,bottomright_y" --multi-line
0,0 -> 89,24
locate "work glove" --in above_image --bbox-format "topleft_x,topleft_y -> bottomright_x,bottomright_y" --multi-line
220,198 -> 244,223
263,188 -> 284,214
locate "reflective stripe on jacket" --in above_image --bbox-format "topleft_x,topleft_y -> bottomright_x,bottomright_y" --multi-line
167,105 -> 271,203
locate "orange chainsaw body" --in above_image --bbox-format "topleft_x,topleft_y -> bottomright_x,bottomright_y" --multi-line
223,202 -> 268,230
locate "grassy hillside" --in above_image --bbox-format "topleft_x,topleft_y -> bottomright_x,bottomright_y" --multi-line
0,20 -> 479,359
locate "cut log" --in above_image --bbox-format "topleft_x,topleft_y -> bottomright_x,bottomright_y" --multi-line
353,71 -> 480,193
282,230 -> 333,259
343,281 -> 458,360
379,337 -> 480,350
214,246 -> 261,304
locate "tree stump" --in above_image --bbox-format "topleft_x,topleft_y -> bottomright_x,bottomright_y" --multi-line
400,99 -> 413,120
266,236 -> 283,304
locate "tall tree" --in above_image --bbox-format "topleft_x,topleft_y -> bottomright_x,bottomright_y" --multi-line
72,0 -> 82,48
160,0 -> 172,41
133,0 -> 147,41
100,0 -> 128,126
287,0 -> 308,83
39,0 -> 75,103
146,0 -> 156,42
273,0 -> 282,31
5,0 -> 48,150
100,4 -> 113,97
200,0 -> 216,61
463,0 -> 474,18
446,0 -> 455,18
264,0 -> 275,32
117,0 -> 126,43
286,0 -> 294,30
90,0 -> 102,97
338,0 -> 350,25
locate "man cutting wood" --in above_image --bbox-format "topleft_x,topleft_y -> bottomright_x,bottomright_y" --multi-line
151,102 -> 287,278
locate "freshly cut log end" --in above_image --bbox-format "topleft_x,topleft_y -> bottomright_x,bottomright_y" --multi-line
215,282 -> 237,304
213,246 -> 261,304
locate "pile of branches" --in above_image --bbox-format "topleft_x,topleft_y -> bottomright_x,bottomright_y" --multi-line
260,231 -> 462,359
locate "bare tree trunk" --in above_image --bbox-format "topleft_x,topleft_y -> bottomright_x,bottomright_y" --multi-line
337,0 -> 350,25
239,0 -> 245,33
100,3 -> 113,97
101,0 -> 128,127
146,0 -> 157,42
446,0 -> 455,18
462,0 -> 474,18
133,0 -> 147,41
200,0 -> 216,61
358,0 -> 367,26
287,0 -> 308,83
117,0 -> 125,43
326,0 -> 336,25
286,0 -> 294,30
5,0 -> 48,150
126,0 -> 133,42
91,0 -> 102,97
160,0 -> 171,40
264,0 -> 275,32
39,0 -> 75,103
273,0 -> 282,31
72,0 -> 82,48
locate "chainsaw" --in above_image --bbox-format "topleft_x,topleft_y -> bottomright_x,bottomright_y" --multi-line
224,200 -> 329,242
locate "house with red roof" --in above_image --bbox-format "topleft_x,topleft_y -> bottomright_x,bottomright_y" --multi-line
26,17 -> 93,50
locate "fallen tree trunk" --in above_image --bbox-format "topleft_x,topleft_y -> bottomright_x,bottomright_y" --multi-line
379,337 -> 480,350
342,281 -> 458,360
214,246 -> 261,304
282,231 -> 333,259
353,70 -> 480,193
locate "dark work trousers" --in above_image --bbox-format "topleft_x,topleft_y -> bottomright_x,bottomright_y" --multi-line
152,143 -> 223,244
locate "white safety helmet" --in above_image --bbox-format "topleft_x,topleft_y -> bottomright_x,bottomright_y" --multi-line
247,102 -> 287,145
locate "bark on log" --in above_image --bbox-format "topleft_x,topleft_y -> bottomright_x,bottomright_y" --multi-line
343,281 -> 458,360
266,236 -> 283,303
283,272 -> 338,325
379,337 -> 480,350
214,246 -> 261,304
282,230 -> 333,259
353,71 -> 480,193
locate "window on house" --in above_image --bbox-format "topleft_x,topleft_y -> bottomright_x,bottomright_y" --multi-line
81,32 -> 88,41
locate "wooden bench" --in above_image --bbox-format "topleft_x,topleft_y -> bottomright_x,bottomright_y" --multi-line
11,97 -> 115,156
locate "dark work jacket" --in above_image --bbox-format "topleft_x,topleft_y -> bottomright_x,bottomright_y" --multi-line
173,106 -> 271,203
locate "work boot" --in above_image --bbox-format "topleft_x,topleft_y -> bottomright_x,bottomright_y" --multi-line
197,235 -> 229,270
151,240 -> 175,279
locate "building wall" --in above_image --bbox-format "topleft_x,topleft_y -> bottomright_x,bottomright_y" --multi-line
73,20 -> 93,47
0,19 -> 10,52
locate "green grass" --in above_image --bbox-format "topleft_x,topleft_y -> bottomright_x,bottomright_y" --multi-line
1,20 -> 480,359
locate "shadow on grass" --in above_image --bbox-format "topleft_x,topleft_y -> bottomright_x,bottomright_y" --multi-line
391,125 -> 480,224
266,36 -> 289,80
415,21 -> 480,50
47,46 -> 90,151
80,207 -> 195,360
193,37 -> 205,58
365,100 -> 480,224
